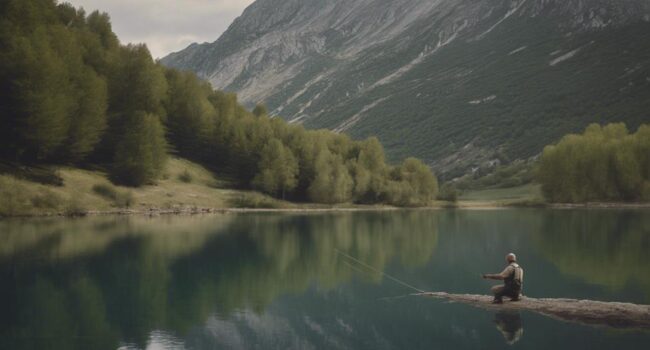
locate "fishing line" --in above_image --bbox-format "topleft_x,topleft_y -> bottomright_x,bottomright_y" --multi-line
341,258 -> 422,301
335,248 -> 425,293
342,259 -> 372,276
376,293 -> 421,302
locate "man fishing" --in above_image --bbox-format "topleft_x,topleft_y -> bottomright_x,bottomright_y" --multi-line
482,253 -> 524,304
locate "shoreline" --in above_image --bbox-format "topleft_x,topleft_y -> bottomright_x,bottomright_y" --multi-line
2,200 -> 649,219
547,202 -> 650,209
0,205 -> 404,219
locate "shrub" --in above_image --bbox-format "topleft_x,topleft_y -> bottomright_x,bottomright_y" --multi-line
178,169 -> 193,183
93,183 -> 136,208
229,192 -> 282,209
30,190 -> 63,210
64,198 -> 87,216
93,183 -> 118,199
115,190 -> 134,208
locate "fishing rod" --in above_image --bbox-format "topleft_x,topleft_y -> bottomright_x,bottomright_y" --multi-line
335,248 -> 425,294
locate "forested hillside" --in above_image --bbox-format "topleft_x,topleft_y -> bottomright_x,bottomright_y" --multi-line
0,0 -> 438,207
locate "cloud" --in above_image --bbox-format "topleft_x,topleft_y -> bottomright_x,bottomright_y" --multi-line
63,0 -> 255,58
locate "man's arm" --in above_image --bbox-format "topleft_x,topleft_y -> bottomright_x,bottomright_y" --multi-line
482,266 -> 513,280
482,273 -> 503,280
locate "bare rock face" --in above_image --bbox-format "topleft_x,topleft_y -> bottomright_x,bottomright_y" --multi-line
162,0 -> 650,178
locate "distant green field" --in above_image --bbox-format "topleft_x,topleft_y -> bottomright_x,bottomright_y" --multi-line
459,184 -> 543,201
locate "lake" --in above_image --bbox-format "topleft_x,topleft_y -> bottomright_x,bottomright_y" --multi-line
1,209 -> 649,349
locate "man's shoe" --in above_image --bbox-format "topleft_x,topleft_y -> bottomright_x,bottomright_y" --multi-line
492,299 -> 503,304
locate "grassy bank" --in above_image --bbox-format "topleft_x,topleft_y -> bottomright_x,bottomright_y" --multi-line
453,184 -> 546,207
0,158 -> 298,217
5,164 -> 644,218
459,183 -> 542,201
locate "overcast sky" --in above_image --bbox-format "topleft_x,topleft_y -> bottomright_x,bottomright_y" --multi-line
64,0 -> 255,59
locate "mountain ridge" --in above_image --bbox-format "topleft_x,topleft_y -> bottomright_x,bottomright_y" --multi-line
161,0 -> 650,178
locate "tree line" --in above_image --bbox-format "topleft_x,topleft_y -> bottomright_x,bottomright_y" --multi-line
0,0 -> 438,206
537,123 -> 650,203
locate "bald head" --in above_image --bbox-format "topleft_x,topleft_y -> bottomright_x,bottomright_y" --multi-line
506,253 -> 517,263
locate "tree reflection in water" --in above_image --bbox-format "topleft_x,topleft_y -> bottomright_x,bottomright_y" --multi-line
0,211 -> 438,350
533,210 -> 650,300
4,210 -> 648,350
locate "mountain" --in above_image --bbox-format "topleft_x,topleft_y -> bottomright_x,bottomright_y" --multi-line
161,0 -> 650,178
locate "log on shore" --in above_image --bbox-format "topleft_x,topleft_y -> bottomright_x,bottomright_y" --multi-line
420,292 -> 650,329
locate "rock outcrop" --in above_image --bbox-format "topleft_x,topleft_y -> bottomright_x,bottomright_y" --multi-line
420,292 -> 650,329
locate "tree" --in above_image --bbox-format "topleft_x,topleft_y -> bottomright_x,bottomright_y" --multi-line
252,104 -> 268,117
109,44 -> 167,117
0,0 -> 443,206
111,112 -> 167,186
100,44 -> 168,171
397,158 -> 439,205
351,137 -> 388,202
164,69 -> 216,158
0,26 -> 75,160
538,123 -> 650,203
350,159 -> 371,199
308,149 -> 353,204
64,66 -> 108,162
252,139 -> 298,199
85,10 -> 119,52
612,138 -> 643,200
357,137 -> 385,172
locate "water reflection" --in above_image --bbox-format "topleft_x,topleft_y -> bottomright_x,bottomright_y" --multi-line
1,210 -> 649,349
0,215 -> 234,261
494,311 -> 523,345
533,210 -> 650,300
0,212 -> 438,349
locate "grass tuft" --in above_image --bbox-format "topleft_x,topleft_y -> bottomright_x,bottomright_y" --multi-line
92,183 -> 135,208
178,169 -> 193,183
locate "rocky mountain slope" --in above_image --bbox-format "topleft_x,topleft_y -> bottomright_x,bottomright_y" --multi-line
161,0 -> 650,178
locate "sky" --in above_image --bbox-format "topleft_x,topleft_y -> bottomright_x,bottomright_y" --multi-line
64,0 -> 255,59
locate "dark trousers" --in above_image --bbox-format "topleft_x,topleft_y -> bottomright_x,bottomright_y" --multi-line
491,285 -> 521,301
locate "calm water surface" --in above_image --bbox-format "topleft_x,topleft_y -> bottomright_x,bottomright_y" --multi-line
0,209 -> 649,349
